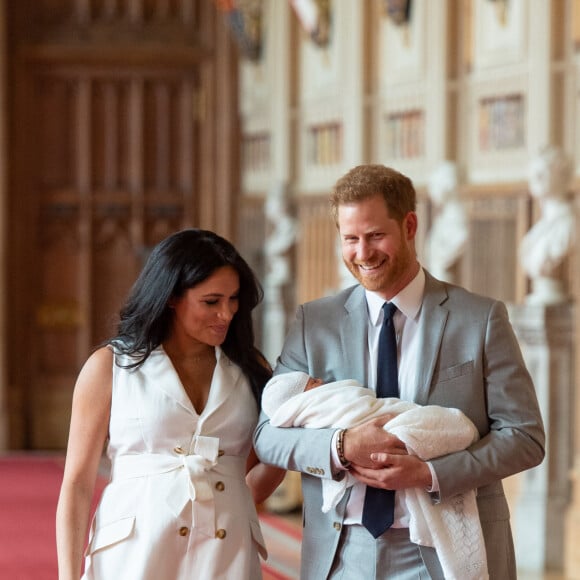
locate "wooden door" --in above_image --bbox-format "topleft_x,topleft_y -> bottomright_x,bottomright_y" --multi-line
6,0 -> 240,448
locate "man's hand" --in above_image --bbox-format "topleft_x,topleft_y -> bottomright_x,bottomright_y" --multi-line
342,414 -> 433,490
349,454 -> 432,490
342,414 -> 407,468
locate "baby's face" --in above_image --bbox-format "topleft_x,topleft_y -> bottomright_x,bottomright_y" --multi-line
305,377 -> 324,391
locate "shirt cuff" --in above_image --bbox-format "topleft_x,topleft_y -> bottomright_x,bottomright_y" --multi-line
331,429 -> 348,473
426,461 -> 441,500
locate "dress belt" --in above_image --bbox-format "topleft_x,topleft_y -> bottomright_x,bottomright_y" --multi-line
111,436 -> 246,538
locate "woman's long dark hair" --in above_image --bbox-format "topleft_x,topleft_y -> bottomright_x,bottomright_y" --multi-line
109,228 -> 271,406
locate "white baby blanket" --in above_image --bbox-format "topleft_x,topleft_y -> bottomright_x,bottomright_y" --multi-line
263,378 -> 489,580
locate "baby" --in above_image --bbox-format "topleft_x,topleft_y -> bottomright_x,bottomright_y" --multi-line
262,371 -> 489,580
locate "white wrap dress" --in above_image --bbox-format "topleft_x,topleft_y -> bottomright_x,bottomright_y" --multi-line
82,346 -> 267,579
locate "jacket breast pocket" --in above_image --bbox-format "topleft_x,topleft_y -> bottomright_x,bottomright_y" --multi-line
435,360 -> 474,383
429,360 -> 484,422
86,516 -> 136,556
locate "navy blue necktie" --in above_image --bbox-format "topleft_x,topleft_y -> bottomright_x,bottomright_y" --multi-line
362,302 -> 399,538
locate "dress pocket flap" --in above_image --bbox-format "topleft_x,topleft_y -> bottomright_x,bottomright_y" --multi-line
88,516 -> 136,554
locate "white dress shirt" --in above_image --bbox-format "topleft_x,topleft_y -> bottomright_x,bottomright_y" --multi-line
337,267 -> 431,527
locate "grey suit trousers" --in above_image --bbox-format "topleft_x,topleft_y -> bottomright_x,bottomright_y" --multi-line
328,525 -> 444,580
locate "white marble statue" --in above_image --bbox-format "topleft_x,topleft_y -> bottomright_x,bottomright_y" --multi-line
262,182 -> 297,364
519,146 -> 576,305
425,161 -> 469,283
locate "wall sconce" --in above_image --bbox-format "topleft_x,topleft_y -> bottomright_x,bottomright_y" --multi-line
215,0 -> 263,62
487,0 -> 508,26
383,0 -> 412,26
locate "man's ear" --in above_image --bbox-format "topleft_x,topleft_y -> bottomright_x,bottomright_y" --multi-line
404,212 -> 418,239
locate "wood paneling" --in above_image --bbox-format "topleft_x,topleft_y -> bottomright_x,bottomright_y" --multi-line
238,196 -> 267,347
296,196 -> 338,304
460,187 -> 530,304
6,0 -> 239,449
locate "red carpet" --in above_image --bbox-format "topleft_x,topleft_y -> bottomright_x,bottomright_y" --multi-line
0,454 -> 66,579
0,454 -> 300,579
0,454 -> 106,580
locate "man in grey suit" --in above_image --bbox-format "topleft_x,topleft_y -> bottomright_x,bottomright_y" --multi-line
254,164 -> 545,579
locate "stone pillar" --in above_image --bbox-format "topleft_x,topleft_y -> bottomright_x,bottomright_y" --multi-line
565,297 -> 580,579
566,462 -> 580,579
508,303 -> 574,574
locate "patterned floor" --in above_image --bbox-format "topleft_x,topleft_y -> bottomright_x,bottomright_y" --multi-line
259,510 -> 301,579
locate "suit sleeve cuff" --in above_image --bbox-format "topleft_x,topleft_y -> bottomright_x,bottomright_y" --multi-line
426,461 -> 441,502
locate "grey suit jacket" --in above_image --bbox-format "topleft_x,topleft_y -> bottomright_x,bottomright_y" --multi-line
254,271 -> 545,579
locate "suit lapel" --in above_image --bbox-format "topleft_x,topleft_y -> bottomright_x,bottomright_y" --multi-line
341,286 -> 369,386
414,272 -> 449,405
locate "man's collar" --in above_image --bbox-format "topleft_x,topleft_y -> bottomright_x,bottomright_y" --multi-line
365,267 -> 425,325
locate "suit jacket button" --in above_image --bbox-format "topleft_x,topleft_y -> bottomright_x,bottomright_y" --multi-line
178,526 -> 189,536
216,528 -> 227,539
333,522 -> 342,531
215,481 -> 225,491
174,445 -> 184,454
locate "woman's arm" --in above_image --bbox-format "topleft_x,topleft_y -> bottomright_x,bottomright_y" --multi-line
55,347 -> 113,580
245,446 -> 286,505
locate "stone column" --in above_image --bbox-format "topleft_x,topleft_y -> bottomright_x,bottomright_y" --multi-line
508,302 -> 574,574
565,298 -> 580,578
566,461 -> 580,579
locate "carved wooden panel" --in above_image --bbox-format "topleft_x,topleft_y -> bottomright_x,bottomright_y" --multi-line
7,0 -> 239,448
237,196 -> 267,348
296,196 -> 337,304
460,189 -> 529,304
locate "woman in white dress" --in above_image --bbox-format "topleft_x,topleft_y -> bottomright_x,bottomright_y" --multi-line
56,229 -> 285,580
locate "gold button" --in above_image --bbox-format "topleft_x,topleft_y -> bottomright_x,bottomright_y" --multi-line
333,522 -> 342,531
178,526 -> 189,536
174,445 -> 184,454
215,481 -> 225,491
218,449 -> 225,457
215,528 -> 226,539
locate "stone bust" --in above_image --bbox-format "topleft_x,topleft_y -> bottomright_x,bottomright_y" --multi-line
519,146 -> 575,304
425,161 -> 469,283
264,182 -> 297,290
